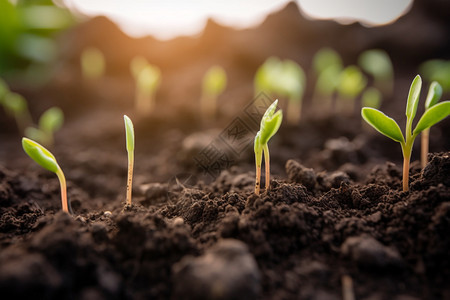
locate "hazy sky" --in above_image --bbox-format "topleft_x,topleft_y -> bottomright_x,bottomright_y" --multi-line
61,0 -> 413,39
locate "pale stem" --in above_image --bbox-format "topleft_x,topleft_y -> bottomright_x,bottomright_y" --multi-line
403,155 -> 410,192
421,128 -> 430,168
263,144 -> 270,191
56,168 -> 71,214
255,165 -> 261,195
126,152 -> 134,205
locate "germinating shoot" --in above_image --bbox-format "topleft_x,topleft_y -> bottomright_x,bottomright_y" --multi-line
254,100 -> 283,195
201,65 -> 227,120
22,137 -> 72,213
3,92 -> 32,133
124,115 -> 135,205
362,75 -> 450,191
25,107 -> 64,147
80,46 -> 105,80
134,63 -> 161,115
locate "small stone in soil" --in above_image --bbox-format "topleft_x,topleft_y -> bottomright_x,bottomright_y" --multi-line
172,239 -> 261,300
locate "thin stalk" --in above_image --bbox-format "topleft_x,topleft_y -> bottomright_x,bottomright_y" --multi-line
255,165 -> 261,195
402,155 -> 410,192
126,152 -> 134,205
56,167 -> 71,214
421,128 -> 430,168
263,144 -> 270,191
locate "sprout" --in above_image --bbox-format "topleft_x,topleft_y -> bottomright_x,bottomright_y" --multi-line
201,65 -> 227,120
312,47 -> 343,76
124,115 -> 135,205
254,57 -> 280,97
254,100 -> 283,195
22,137 -> 72,213
420,59 -> 450,92
135,63 -> 161,115
313,64 -> 342,110
421,81 -> 443,168
25,107 -> 64,146
358,49 -> 394,95
361,87 -> 382,109
80,47 -> 105,80
336,66 -> 367,114
130,56 -> 148,79
362,75 -> 450,191
3,92 -> 32,133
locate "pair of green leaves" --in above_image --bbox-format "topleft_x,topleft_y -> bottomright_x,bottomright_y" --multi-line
362,75 -> 450,144
255,100 -> 283,150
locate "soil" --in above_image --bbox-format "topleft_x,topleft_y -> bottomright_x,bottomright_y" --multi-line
1,1 -> 450,299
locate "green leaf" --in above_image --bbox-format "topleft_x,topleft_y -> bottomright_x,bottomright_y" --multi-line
202,65 -> 227,97
259,100 -> 283,145
3,92 -> 27,115
405,75 -> 422,120
337,66 -> 367,99
313,47 -> 342,75
124,115 -> 135,152
424,81 -> 443,110
137,64 -> 161,94
358,49 -> 393,80
413,101 -> 450,135
39,107 -> 64,134
22,137 -> 59,173
361,107 -> 404,143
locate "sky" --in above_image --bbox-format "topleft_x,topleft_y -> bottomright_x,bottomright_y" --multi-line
60,0 -> 413,40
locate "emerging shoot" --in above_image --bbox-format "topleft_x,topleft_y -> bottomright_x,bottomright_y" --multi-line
22,137 -> 72,214
201,65 -> 227,120
254,100 -> 283,195
25,107 -> 64,146
3,92 -> 32,133
124,115 -> 135,205
336,66 -> 367,114
421,81 -> 443,168
358,49 -> 394,95
362,75 -> 450,191
312,47 -> 343,76
135,64 -> 161,115
80,47 -> 105,80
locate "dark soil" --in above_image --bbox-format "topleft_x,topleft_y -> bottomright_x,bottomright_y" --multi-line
1,1 -> 450,299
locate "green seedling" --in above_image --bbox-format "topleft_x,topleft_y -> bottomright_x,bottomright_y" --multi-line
336,66 -> 367,114
420,59 -> 450,92
254,100 -> 283,195
124,115 -> 135,205
358,49 -> 394,95
312,47 -> 343,76
254,57 -> 281,97
130,56 -> 148,79
201,65 -> 227,120
25,107 -> 64,146
135,64 -> 161,115
0,78 -> 9,104
361,87 -> 382,109
80,47 -> 105,80
362,75 -> 450,191
3,92 -> 32,133
421,81 -> 443,168
313,64 -> 342,111
22,137 -> 71,213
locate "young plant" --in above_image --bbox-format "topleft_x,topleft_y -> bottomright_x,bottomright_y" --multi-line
358,49 -> 394,95
254,57 -> 281,97
25,107 -> 64,146
22,137 -> 72,213
124,115 -> 135,205
80,46 -> 105,80
421,81 -> 443,168
420,59 -> 450,92
336,66 -> 367,114
312,47 -> 343,76
201,65 -> 227,120
3,92 -> 32,133
254,100 -> 283,195
130,56 -> 148,79
135,64 -> 161,115
362,75 -> 450,191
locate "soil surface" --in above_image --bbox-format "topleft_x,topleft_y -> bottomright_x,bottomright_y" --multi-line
1,1 -> 450,299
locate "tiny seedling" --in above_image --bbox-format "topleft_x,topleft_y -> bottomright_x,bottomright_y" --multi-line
124,115 -> 135,205
25,107 -> 64,146
362,75 -> 450,191
420,59 -> 450,92
201,65 -> 227,120
358,49 -> 394,95
312,47 -> 343,76
135,64 -> 161,115
336,66 -> 367,114
421,81 -> 443,168
3,92 -> 32,133
313,64 -> 342,111
130,56 -> 148,79
254,57 -> 281,97
254,100 -> 283,195
22,137 -> 72,213
80,46 -> 105,80
361,87 -> 382,110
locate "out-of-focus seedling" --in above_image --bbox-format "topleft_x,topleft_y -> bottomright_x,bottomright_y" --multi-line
336,66 -> 367,114
312,47 -> 343,76
361,87 -> 382,127
135,64 -> 161,115
25,107 -> 64,146
124,115 -> 135,206
358,49 -> 394,95
3,92 -> 32,133
421,81 -> 443,168
130,56 -> 148,79
0,78 -> 9,104
362,75 -> 450,191
201,65 -> 227,120
80,47 -> 105,80
254,57 -> 280,97
420,59 -> 450,92
22,137 -> 72,213
254,100 -> 283,195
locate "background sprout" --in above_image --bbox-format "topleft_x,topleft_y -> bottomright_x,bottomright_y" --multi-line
419,59 -> 450,92
313,64 -> 342,110
358,49 -> 394,95
124,115 -> 135,206
421,81 -> 443,168
254,100 -> 283,195
130,56 -> 148,79
254,56 -> 281,97
25,107 -> 64,146
0,78 -> 9,104
312,47 -> 343,76
135,63 -> 161,115
3,92 -> 32,133
80,46 -> 105,80
336,66 -> 367,114
22,137 -> 71,213
361,87 -> 382,109
362,75 -> 450,191
201,65 -> 227,120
